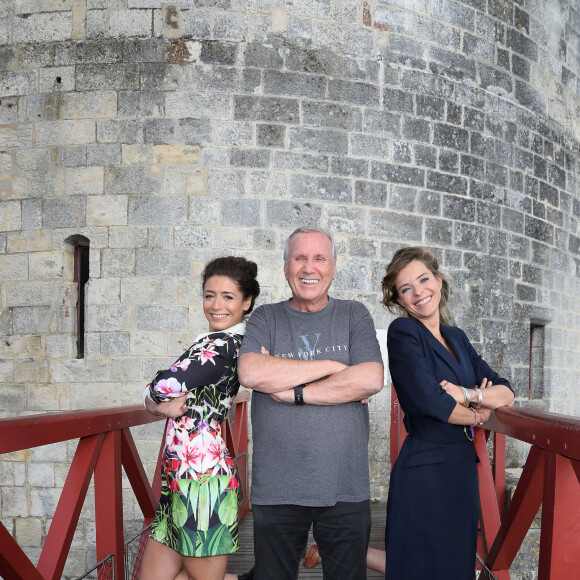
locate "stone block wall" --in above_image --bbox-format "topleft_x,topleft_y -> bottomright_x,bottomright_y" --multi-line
1,0 -> 580,575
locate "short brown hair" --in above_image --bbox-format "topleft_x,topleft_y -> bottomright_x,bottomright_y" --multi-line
381,246 -> 452,325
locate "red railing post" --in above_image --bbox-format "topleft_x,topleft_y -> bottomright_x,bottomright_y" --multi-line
94,429 -> 125,580
538,453 -> 580,579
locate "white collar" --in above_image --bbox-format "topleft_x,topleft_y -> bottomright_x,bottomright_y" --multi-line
194,321 -> 246,343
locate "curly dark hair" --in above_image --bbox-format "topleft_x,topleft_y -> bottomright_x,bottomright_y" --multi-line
202,256 -> 260,314
381,246 -> 452,326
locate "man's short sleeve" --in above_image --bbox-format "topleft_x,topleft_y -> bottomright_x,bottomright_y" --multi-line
347,301 -> 383,366
239,305 -> 270,356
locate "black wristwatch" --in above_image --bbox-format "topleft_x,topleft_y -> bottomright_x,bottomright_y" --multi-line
294,384 -> 307,405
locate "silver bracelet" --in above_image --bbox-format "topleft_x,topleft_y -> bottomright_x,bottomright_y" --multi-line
474,387 -> 483,409
459,386 -> 471,407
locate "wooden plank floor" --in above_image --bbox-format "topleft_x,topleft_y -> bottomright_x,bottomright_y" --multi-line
226,503 -> 386,578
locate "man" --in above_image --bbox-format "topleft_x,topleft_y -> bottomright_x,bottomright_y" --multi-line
237,226 -> 384,580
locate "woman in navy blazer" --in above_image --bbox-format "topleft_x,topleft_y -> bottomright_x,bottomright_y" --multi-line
381,247 -> 514,580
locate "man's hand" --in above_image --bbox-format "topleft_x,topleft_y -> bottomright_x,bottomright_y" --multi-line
269,388 -> 295,404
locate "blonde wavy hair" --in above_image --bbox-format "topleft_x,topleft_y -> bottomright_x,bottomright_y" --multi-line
381,246 -> 452,326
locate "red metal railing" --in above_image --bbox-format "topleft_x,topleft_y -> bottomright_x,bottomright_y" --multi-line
0,393 -> 250,580
390,386 -> 580,579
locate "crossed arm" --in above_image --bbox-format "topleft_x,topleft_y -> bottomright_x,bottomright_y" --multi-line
237,351 -> 383,406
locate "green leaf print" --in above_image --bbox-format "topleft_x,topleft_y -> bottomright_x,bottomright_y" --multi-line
173,481 -> 190,528
197,480 -> 210,531
152,514 -> 169,543
218,487 -> 238,526
209,475 -> 220,514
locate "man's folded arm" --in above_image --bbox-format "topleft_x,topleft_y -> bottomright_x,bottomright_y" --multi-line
237,351 -> 347,394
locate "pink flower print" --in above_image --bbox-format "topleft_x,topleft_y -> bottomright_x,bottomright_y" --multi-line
171,359 -> 191,373
177,441 -> 203,479
153,377 -> 183,397
199,345 -> 219,365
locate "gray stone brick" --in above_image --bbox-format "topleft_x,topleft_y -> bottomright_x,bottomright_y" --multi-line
221,198 -> 261,227
100,332 -> 130,355
404,118 -> 431,144
197,40 -> 237,65
417,190 -> 441,215
273,152 -> 329,174
355,180 -> 387,207
430,47 -> 477,82
434,124 -> 468,151
364,110 -> 401,138
369,210 -> 423,242
119,91 -> 164,117
389,186 -> 416,212
214,122 -> 253,147
394,141 -> 413,164
128,196 -> 186,225
401,70 -> 454,99
207,168 -> 245,197
178,119 -> 212,144
348,237 -> 379,258
173,226 -> 210,247
101,249 -> 135,277
145,119 -> 176,143
290,174 -> 351,203
325,205 -> 366,234
328,79 -> 380,107
374,6 -> 415,36
479,63 -> 513,96
264,70 -> 326,99
105,165 -> 161,195
439,149 -> 459,173
166,92 -> 231,120
289,127 -> 348,155
234,96 -> 299,123
432,0 -> 475,31
265,200 -> 322,228
195,67 -> 261,94
87,144 -> 121,166
427,171 -> 467,195
109,226 -> 148,248
502,208 -> 525,233
372,162 -> 425,186
230,148 -> 271,168
97,119 -> 144,144
414,145 -> 437,169
350,134 -> 390,160
331,157 -> 368,178
136,306 -> 188,331
302,101 -> 362,131
43,197 -> 86,228
312,21 -> 374,57
454,222 -> 486,251
181,9 -> 211,37
257,124 -> 285,148
443,194 -> 475,222
417,17 -> 461,50
76,63 -> 139,91
136,249 -> 191,276
13,11 -> 72,43
379,35 -> 427,70
515,80 -> 545,115
425,217 -> 453,245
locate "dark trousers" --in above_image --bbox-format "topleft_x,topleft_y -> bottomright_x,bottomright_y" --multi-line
253,500 -> 371,580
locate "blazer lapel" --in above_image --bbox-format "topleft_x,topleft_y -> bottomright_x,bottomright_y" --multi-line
412,318 -> 463,378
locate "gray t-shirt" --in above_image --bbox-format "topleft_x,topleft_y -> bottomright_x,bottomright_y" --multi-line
239,297 -> 383,506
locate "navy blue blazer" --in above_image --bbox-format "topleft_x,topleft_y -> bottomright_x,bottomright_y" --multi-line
387,316 -> 512,443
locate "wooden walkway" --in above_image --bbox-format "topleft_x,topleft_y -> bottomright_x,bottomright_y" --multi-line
226,503 -> 386,578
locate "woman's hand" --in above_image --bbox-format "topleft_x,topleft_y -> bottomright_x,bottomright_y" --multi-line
146,392 -> 188,418
440,380 -> 465,405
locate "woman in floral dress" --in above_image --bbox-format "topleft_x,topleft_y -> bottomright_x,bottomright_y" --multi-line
140,256 -> 260,580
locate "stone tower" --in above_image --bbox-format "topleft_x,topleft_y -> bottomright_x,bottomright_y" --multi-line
1,0 -> 579,576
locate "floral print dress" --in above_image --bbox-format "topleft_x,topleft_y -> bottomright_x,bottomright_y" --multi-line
146,323 -> 244,557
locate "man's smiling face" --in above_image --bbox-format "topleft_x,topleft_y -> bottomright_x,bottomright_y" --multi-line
284,231 -> 336,312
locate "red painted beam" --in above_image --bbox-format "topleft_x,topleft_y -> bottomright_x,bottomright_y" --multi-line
538,454 -> 580,579
0,523 -> 43,579
37,434 -> 104,579
0,406 -> 159,455
95,430 -> 125,580
486,407 -> 580,460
